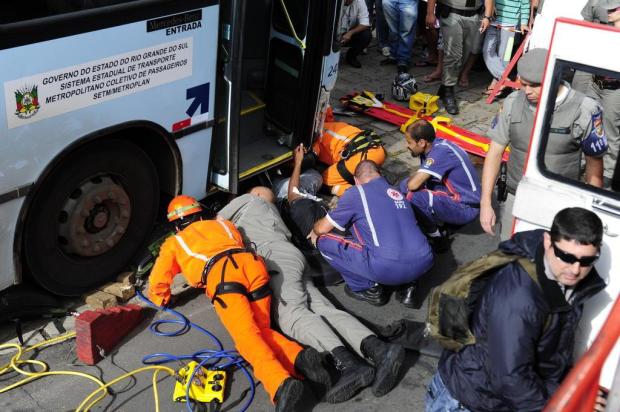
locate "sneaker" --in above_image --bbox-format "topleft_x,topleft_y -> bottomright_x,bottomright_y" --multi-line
344,284 -> 388,306
381,46 -> 391,57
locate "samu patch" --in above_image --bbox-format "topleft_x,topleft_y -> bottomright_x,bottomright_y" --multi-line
424,158 -> 435,168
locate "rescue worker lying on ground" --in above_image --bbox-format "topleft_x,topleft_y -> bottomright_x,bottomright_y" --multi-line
311,160 -> 434,307
399,119 -> 481,252
218,182 -> 407,402
312,111 -> 386,196
147,196 -> 330,411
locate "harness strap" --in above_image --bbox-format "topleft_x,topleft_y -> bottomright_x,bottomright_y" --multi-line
211,282 -> 272,308
340,130 -> 383,160
336,131 -> 383,185
201,248 -> 249,285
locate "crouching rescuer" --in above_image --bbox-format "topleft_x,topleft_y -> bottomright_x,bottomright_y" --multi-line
148,195 -> 330,411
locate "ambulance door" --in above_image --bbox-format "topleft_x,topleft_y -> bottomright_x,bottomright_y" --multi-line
512,18 -> 620,388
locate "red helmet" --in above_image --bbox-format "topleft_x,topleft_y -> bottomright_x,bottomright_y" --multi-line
167,195 -> 202,222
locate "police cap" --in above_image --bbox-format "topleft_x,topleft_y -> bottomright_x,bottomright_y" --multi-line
517,48 -> 549,84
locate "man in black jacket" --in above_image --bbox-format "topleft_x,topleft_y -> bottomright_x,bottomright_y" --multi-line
425,207 -> 606,412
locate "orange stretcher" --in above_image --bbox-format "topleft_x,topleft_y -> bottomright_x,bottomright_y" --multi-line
340,92 -> 510,162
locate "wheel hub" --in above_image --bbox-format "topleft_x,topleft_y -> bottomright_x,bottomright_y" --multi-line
58,176 -> 132,257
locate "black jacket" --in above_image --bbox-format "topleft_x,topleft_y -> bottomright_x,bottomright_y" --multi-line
438,229 -> 606,411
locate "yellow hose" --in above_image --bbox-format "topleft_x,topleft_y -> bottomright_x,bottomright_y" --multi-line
76,365 -> 176,412
0,331 -> 176,411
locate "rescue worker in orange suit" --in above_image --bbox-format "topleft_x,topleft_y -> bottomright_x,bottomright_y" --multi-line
312,108 -> 387,196
148,195 -> 331,411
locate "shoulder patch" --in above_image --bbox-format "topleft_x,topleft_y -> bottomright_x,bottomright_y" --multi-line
424,158 -> 434,168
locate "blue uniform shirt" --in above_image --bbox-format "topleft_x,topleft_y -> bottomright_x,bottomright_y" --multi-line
418,138 -> 481,206
326,176 -> 429,259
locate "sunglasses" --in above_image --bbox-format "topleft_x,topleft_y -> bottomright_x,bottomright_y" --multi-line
552,243 -> 599,267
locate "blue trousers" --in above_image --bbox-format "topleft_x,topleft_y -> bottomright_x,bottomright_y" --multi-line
383,0 -> 418,67
425,373 -> 471,412
316,233 -> 432,291
408,189 -> 479,232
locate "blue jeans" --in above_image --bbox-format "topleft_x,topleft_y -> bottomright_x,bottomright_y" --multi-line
382,0 -> 418,66
425,373 -> 471,412
482,25 -> 516,80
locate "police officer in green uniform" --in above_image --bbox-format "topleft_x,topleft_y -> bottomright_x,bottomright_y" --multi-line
577,0 -> 620,188
426,0 -> 493,115
480,48 -> 608,240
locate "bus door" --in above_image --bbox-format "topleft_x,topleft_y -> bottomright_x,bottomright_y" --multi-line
513,18 -> 620,388
210,0 -> 342,193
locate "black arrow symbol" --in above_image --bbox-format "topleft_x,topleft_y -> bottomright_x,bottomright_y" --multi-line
185,83 -> 210,117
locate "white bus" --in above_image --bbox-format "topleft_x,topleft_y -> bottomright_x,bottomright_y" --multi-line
0,0 -> 342,296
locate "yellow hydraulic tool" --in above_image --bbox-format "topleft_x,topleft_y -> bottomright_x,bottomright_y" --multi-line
173,361 -> 227,405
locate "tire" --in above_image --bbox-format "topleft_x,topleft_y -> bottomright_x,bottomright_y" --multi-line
23,139 -> 159,296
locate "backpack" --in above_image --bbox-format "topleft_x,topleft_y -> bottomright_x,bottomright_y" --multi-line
426,250 -> 539,352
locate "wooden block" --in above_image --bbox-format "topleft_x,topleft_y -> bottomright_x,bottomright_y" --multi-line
116,271 -> 136,285
98,282 -> 135,301
84,291 -> 118,309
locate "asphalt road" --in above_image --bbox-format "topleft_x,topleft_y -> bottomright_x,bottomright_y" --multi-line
0,36 -> 504,412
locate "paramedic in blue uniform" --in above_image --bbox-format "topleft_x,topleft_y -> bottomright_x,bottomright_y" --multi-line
311,160 -> 434,306
399,119 -> 481,249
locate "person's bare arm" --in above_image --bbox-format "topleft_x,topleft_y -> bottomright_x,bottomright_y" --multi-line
287,144 -> 306,204
407,172 -> 432,191
480,141 -> 506,235
584,155 -> 604,188
313,217 -> 335,236
426,0 -> 437,28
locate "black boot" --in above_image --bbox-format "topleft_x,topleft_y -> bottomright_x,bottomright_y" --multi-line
395,282 -> 417,308
294,347 -> 332,393
325,346 -> 375,403
346,50 -> 362,68
344,284 -> 388,306
428,229 -> 451,253
441,85 -> 459,115
274,378 -> 305,412
361,335 -> 406,397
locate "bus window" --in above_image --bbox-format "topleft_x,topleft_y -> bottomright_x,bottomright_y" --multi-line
536,60 -> 620,197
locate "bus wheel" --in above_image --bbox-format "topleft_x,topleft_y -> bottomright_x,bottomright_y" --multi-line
23,139 -> 159,296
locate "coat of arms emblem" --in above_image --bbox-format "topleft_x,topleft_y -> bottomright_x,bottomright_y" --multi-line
15,86 -> 40,119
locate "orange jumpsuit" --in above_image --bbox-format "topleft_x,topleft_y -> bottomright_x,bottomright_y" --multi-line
312,122 -> 386,196
148,219 -> 302,402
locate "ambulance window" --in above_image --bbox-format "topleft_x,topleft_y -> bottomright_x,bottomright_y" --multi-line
0,0 -> 140,24
537,60 -> 620,199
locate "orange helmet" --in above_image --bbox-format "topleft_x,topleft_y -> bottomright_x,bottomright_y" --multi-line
167,195 -> 202,222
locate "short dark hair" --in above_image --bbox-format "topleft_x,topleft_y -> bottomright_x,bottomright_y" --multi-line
550,207 -> 603,247
406,119 -> 435,143
354,160 -> 381,179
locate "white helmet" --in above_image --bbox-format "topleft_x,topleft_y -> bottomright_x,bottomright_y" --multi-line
392,73 -> 417,102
